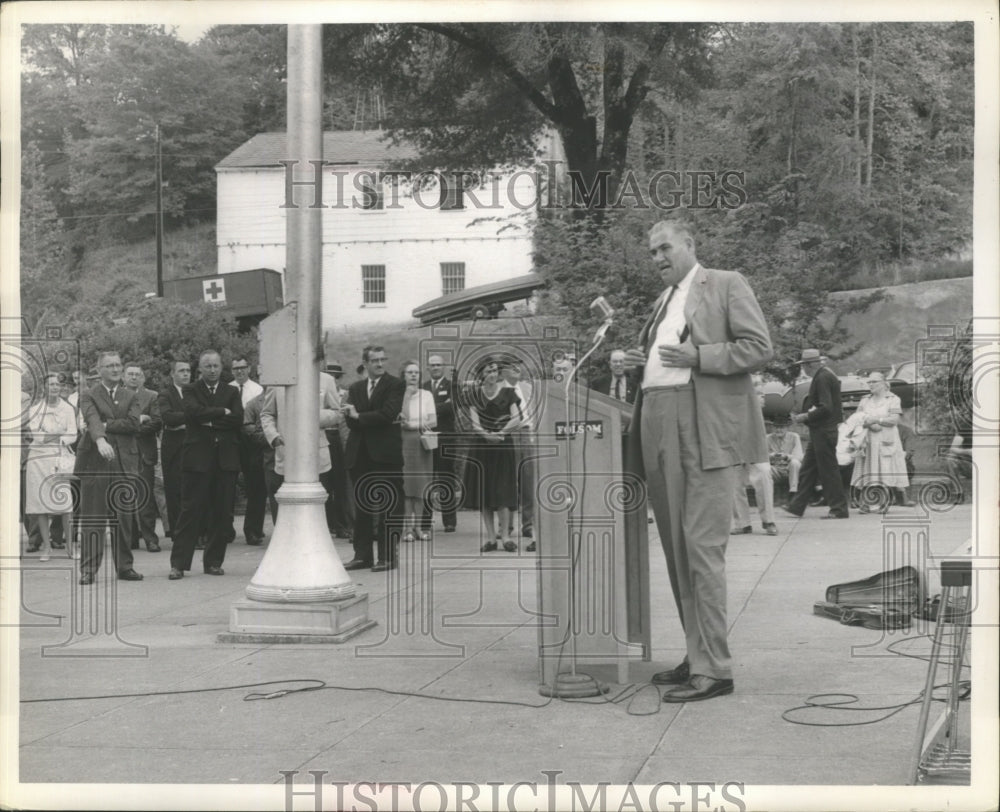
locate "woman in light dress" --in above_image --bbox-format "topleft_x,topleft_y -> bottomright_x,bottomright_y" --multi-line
24,373 -> 78,560
399,361 -> 437,542
847,371 -> 909,512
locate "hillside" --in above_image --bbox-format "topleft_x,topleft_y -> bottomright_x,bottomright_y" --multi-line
826,277 -> 973,370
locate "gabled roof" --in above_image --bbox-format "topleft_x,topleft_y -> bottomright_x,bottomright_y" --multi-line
216,130 -> 419,170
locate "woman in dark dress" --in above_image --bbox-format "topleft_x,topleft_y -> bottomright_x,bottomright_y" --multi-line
463,357 -> 523,552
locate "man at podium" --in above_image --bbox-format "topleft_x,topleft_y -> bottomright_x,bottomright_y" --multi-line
624,216 -> 772,703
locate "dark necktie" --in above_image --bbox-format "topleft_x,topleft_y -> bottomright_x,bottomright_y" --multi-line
615,378 -> 623,401
239,382 -> 244,399
645,286 -> 677,354
368,380 -> 375,399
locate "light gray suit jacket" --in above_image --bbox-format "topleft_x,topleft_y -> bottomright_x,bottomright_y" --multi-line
627,265 -> 773,472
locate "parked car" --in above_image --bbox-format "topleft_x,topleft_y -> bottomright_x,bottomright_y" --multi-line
411,272 -> 545,325
762,374 -> 872,421
886,360 -> 925,409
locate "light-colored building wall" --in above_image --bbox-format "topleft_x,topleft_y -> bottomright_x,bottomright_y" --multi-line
216,165 -> 538,329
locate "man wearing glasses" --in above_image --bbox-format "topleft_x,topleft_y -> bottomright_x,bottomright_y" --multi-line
229,357 -> 266,545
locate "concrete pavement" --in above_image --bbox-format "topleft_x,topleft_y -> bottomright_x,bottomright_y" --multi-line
8,498 -> 991,809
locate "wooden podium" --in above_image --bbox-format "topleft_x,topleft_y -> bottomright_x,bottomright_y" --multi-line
533,379 -> 651,695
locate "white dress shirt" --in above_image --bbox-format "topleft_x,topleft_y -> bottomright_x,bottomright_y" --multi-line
230,378 -> 264,407
642,263 -> 699,389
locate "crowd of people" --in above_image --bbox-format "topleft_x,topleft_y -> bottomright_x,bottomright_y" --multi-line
18,343 -> 549,581
19,215 -> 969,707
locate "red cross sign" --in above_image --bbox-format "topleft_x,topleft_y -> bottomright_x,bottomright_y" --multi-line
203,278 -> 227,304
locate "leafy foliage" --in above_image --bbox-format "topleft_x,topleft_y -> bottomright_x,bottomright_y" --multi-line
76,299 -> 258,390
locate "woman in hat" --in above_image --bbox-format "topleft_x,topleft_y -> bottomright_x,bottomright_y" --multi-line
847,371 -> 909,512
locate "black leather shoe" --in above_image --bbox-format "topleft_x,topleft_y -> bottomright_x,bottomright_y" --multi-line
343,559 -> 372,571
730,525 -> 752,535
203,566 -> 225,576
146,542 -> 161,552
762,522 -> 778,536
651,661 -> 690,686
526,541 -> 537,552
51,541 -> 66,550
26,544 -> 41,553
118,569 -> 144,581
443,526 -> 456,533
660,675 -> 734,703
130,542 -> 140,550
79,573 -> 95,586
821,511 -> 849,520
371,561 -> 397,572
168,568 -> 184,580
781,507 -> 804,518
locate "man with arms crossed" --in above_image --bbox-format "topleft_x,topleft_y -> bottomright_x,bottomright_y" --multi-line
625,217 -> 772,702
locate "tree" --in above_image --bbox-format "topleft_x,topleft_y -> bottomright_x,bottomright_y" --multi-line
323,23 -> 714,216
20,141 -> 68,327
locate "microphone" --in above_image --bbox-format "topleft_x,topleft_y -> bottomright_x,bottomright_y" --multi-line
590,295 -> 614,321
590,295 -> 614,344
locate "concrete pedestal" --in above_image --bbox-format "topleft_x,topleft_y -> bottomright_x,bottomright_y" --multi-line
218,594 -> 376,643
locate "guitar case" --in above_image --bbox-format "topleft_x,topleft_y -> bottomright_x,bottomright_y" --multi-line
813,565 -> 921,630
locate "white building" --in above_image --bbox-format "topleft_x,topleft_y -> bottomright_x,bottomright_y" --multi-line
215,130 -> 556,331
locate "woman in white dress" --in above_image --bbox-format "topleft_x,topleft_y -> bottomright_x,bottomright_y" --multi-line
399,361 -> 437,542
24,373 -> 78,560
848,371 -> 909,513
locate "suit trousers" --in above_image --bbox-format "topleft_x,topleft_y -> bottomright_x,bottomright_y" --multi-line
421,438 -> 458,531
170,467 -> 237,571
641,387 -> 735,681
787,427 -> 848,516
325,430 -> 355,533
237,437 -> 267,539
161,437 -> 184,535
732,462 -> 774,527
122,460 -> 160,546
350,451 -> 403,566
78,472 -> 135,576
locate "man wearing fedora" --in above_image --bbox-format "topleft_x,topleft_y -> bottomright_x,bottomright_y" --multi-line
783,349 -> 849,519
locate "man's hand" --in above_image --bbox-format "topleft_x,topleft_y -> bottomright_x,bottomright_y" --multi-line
791,412 -> 808,424
484,432 -> 502,444
343,404 -> 358,419
622,348 -> 646,368
223,408 -> 232,416
139,414 -> 151,424
96,437 -> 115,461
657,341 -> 698,369
272,437 -> 284,448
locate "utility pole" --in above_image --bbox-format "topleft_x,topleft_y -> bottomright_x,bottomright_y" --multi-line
155,123 -> 164,297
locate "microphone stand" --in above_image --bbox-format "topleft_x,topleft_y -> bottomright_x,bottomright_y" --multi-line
541,319 -> 614,697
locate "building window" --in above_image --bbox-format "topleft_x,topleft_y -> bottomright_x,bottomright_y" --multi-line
362,265 -> 386,305
441,262 -> 466,295
439,173 -> 465,211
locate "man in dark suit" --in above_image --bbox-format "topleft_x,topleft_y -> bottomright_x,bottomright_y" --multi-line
158,359 -> 190,539
420,353 -> 458,533
168,350 -> 244,579
74,351 -> 144,585
122,364 -> 163,552
625,217 -> 772,702
784,349 -> 849,519
342,345 -> 405,572
590,349 -> 638,405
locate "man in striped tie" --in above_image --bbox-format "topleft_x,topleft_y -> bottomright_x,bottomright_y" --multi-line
624,216 -> 772,703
